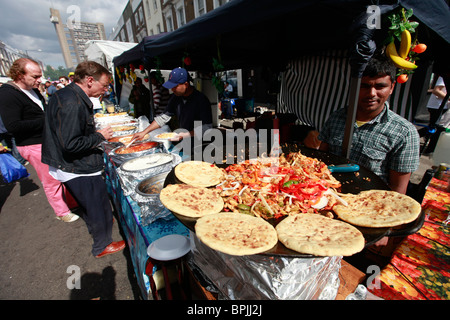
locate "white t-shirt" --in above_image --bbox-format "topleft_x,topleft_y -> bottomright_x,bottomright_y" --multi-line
427,77 -> 448,110
225,84 -> 233,92
21,88 -> 44,110
91,97 -> 102,110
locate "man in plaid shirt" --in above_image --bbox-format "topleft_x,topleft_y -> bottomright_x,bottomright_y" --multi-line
319,55 -> 420,194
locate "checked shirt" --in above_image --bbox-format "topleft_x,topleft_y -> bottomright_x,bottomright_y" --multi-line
318,104 -> 420,183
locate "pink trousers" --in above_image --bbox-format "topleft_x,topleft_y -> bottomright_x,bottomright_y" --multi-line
17,144 -> 78,217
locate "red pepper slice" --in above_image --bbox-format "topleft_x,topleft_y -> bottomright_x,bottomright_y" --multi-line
300,186 -> 320,195
278,167 -> 294,174
226,165 -> 244,173
293,192 -> 304,201
271,184 -> 279,193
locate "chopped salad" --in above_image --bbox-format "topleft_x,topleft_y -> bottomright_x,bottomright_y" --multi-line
216,151 -> 347,220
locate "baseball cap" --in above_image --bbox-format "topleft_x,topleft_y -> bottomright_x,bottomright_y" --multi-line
163,68 -> 189,89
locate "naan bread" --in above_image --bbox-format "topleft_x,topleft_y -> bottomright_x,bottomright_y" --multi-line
175,161 -> 225,187
108,134 -> 149,144
276,214 -> 365,256
94,112 -> 127,118
160,184 -> 223,218
334,190 -> 422,228
195,212 -> 278,256
111,125 -> 136,132
155,132 -> 178,139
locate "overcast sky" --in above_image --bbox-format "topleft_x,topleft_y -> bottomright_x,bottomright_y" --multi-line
0,0 -> 128,68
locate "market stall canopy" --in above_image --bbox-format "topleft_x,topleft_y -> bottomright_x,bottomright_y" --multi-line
112,33 -> 170,106
84,40 -> 137,70
137,0 -> 449,159
140,0 -> 450,76
112,33 -> 169,68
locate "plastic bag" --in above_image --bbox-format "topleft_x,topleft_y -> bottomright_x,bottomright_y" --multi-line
0,152 -> 29,183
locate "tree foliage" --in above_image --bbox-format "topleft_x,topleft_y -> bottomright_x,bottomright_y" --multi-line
43,65 -> 73,81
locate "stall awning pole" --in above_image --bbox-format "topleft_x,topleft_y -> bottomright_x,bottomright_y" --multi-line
342,77 -> 360,158
343,5 -> 380,158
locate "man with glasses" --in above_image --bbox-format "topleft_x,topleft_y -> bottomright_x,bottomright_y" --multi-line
58,76 -> 69,87
42,61 -> 126,258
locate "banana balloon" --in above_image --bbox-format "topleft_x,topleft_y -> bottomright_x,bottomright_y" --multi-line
399,30 -> 411,58
386,42 -> 417,70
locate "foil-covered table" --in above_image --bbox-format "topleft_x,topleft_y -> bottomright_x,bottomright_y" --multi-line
116,153 -> 182,225
103,143 -> 361,300
189,232 -> 342,300
103,151 -> 189,299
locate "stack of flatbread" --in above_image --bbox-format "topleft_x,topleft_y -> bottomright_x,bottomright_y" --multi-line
195,212 -> 278,256
276,214 -> 365,256
160,184 -> 223,218
175,161 -> 225,187
333,190 -> 422,228
159,161 -> 225,219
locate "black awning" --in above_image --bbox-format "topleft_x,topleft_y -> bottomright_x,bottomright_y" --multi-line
137,0 -> 449,74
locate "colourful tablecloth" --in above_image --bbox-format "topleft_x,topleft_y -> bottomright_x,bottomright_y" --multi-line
368,178 -> 450,300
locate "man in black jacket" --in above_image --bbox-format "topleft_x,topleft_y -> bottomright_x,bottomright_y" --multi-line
0,58 -> 79,222
42,61 -> 125,258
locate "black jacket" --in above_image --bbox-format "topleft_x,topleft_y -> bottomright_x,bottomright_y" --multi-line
41,82 -> 105,174
0,82 -> 46,146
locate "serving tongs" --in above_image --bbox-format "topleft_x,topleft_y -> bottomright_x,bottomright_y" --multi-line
328,164 -> 359,173
123,138 -> 137,149
324,189 -> 349,206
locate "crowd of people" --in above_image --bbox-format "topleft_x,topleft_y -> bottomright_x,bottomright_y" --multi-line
0,59 -> 214,259
37,72 -> 75,103
0,59 -> 124,258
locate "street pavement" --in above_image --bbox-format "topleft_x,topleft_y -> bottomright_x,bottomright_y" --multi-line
0,162 -> 141,300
